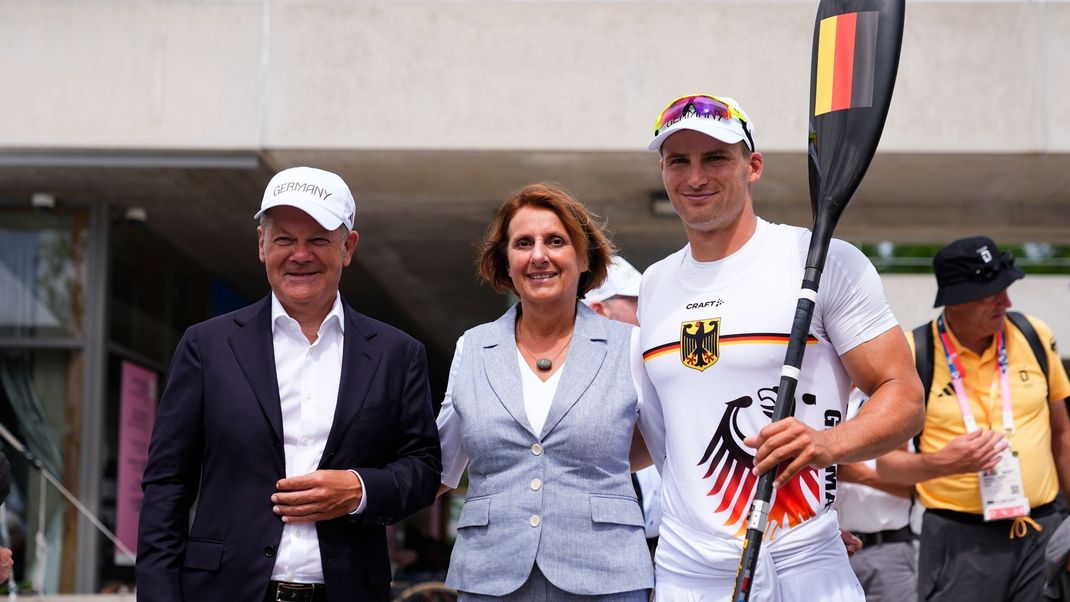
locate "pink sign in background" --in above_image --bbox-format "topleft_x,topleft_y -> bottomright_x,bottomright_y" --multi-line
116,361 -> 157,564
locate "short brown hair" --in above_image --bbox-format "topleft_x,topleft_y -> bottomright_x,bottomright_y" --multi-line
477,183 -> 615,298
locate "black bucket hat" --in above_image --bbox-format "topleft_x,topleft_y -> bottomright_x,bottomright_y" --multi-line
933,236 -> 1024,307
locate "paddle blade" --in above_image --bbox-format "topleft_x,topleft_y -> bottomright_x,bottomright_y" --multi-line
808,0 -> 905,228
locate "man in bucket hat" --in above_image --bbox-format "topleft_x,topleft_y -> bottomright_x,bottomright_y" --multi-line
632,93 -> 923,600
877,235 -> 1070,601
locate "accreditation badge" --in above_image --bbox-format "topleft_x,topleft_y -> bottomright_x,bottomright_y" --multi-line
980,447 -> 1031,521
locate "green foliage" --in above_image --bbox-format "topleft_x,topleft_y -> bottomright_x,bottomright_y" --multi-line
857,242 -> 1070,274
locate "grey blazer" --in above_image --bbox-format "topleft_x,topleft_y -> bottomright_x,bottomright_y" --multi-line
444,302 -> 654,596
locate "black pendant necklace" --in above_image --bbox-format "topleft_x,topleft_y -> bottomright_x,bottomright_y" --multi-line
517,329 -> 574,372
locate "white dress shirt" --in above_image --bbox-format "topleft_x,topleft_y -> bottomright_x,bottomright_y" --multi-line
836,389 -> 912,533
268,293 -> 366,583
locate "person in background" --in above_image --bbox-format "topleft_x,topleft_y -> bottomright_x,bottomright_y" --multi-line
837,389 -> 916,601
877,236 -> 1070,602
584,255 -> 642,326
583,255 -> 663,553
137,167 -> 441,602
436,183 -> 654,600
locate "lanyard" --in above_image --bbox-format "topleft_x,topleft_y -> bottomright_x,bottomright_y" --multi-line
936,314 -> 1014,434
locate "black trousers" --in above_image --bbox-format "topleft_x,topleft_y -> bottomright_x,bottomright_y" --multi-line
918,504 -> 1065,601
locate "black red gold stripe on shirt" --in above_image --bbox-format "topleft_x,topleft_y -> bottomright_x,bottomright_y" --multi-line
642,333 -> 819,362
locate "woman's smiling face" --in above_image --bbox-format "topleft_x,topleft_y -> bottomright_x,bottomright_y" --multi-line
506,206 -> 588,307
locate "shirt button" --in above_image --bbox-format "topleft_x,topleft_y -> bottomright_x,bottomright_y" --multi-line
530,478 -> 542,491
531,444 -> 543,456
305,393 -> 313,401
286,572 -> 295,581
300,436 -> 311,446
529,515 -> 541,527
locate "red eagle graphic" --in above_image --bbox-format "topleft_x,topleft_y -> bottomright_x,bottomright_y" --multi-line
697,390 -> 822,539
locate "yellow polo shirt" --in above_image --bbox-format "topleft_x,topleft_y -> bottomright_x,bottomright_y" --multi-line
909,314 -> 1070,514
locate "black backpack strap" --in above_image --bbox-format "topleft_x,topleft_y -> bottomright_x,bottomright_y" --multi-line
1007,311 -> 1050,399
911,320 -> 936,452
911,313 -> 1053,453
913,321 -> 935,405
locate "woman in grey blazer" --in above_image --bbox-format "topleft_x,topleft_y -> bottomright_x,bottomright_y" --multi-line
436,183 -> 654,600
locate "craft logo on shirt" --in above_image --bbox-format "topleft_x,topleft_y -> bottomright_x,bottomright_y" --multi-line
681,319 -> 720,372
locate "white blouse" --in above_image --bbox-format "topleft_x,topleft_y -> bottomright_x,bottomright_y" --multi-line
436,335 -> 563,488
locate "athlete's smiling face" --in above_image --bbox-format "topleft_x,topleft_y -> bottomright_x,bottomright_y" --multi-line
659,130 -> 763,235
506,206 -> 588,308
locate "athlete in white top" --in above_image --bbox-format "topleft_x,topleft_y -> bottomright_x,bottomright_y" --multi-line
635,94 -> 923,601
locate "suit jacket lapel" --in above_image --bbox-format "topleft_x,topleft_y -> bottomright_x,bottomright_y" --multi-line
320,303 -> 382,466
482,305 -> 538,438
229,297 -> 285,448
540,303 -> 608,439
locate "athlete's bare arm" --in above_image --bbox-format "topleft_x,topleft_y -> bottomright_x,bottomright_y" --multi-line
746,327 -> 923,488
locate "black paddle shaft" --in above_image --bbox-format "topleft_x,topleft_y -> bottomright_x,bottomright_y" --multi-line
731,219 -> 836,600
732,0 -> 904,599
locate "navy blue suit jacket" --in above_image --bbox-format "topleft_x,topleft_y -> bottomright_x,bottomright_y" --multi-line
136,296 -> 441,602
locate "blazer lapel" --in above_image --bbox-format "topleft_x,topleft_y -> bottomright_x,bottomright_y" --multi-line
539,303 -> 609,439
229,297 -> 285,448
320,303 -> 382,467
482,305 -> 538,438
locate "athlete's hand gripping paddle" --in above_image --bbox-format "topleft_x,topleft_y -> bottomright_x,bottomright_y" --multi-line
731,1 -> 904,599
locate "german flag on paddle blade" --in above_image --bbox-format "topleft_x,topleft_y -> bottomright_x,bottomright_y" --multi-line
814,11 -> 879,116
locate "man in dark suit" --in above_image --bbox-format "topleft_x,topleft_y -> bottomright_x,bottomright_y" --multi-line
136,166 -> 441,602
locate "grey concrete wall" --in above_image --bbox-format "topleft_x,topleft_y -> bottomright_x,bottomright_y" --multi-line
2,0 -> 1068,152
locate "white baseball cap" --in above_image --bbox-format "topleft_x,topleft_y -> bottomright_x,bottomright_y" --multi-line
583,256 -> 642,305
254,166 -> 356,230
648,94 -> 756,153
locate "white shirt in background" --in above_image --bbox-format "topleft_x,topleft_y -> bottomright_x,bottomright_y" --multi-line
836,389 -> 912,533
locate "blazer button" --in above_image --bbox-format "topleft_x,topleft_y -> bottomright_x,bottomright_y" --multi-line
531,443 -> 543,456
530,478 -> 542,491
264,545 -> 276,558
529,515 -> 541,527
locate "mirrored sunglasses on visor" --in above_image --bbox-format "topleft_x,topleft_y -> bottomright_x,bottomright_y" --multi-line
652,94 -> 755,152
